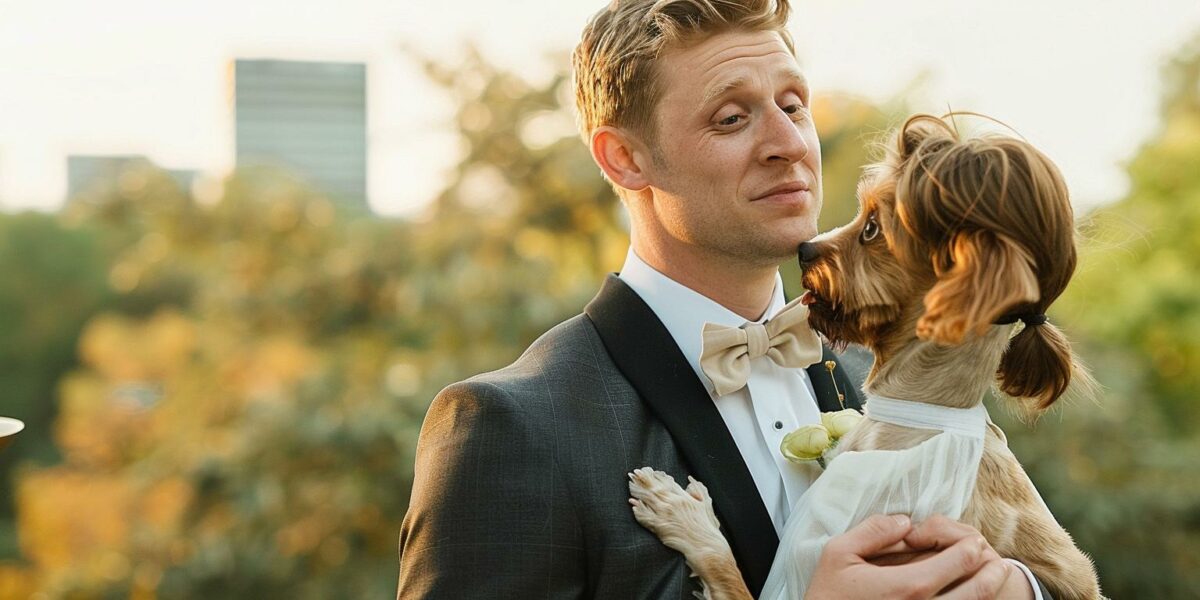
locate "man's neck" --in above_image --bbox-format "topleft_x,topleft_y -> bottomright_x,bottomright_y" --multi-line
631,239 -> 779,322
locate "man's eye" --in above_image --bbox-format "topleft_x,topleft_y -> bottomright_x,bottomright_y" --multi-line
783,104 -> 806,115
860,216 -> 881,243
718,114 -> 743,126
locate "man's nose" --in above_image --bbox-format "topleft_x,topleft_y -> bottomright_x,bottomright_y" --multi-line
798,242 -> 821,265
760,108 -> 809,165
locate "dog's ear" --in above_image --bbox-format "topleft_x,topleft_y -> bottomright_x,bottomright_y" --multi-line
917,230 -> 1039,345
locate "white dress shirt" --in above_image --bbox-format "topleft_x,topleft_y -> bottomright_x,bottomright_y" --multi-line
619,248 -> 825,534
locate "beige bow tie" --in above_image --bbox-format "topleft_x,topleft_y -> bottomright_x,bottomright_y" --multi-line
699,296 -> 823,396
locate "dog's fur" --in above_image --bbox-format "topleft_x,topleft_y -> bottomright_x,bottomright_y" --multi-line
629,114 -> 1102,599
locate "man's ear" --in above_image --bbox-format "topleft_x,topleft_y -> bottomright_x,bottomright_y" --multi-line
590,126 -> 651,193
917,230 -> 1039,345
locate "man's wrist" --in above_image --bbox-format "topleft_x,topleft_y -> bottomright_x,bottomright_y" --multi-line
1004,558 -> 1043,600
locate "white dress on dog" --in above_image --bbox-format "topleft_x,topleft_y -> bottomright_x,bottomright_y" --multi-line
759,395 -> 989,600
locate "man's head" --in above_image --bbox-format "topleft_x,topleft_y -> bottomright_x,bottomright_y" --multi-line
573,0 -> 794,150
573,0 -> 821,268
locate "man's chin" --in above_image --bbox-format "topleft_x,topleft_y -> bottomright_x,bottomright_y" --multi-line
779,219 -> 819,246
756,215 -> 817,242
713,220 -> 817,263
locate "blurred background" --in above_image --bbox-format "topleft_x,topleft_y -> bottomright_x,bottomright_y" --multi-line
1,0 -> 1199,598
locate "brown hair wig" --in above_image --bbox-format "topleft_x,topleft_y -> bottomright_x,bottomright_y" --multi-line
889,114 -> 1093,409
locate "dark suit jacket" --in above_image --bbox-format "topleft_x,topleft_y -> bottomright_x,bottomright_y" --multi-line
397,275 -> 861,598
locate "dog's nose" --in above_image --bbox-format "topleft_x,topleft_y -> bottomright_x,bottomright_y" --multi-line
797,242 -> 821,265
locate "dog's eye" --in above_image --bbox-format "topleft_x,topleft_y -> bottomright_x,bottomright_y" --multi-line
860,214 -> 881,244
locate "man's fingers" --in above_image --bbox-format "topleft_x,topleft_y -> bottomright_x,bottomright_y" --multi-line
888,533 -> 991,597
868,549 -> 937,567
904,514 -> 976,552
934,559 -> 1012,600
828,514 -> 913,559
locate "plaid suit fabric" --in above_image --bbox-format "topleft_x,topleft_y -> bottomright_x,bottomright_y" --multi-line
398,314 -> 704,599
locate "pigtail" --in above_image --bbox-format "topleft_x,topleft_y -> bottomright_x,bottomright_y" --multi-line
997,318 -> 1096,411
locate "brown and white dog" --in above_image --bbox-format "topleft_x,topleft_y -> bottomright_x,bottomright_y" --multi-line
629,114 -> 1102,599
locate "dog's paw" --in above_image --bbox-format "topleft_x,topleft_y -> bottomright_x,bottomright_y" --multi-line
628,467 -> 728,558
628,467 -> 685,533
685,476 -> 721,531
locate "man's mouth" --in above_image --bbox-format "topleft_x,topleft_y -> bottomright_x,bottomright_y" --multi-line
752,181 -> 811,203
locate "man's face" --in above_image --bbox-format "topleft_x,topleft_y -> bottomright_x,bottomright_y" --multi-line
640,29 -> 822,265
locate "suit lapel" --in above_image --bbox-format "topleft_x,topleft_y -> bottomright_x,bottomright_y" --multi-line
805,346 -> 864,413
584,275 -> 779,596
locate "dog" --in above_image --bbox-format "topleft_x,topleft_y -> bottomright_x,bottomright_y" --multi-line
628,114 -> 1102,599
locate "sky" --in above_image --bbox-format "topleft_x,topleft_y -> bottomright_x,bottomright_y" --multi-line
1,0 -> 1198,217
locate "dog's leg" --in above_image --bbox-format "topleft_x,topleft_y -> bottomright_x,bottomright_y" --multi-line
967,443 -> 1103,600
978,496 -> 1101,599
628,468 -> 753,600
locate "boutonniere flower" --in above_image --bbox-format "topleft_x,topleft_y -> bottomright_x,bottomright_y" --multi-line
821,408 -> 863,440
780,408 -> 863,468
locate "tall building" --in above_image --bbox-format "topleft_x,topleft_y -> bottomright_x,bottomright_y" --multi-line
66,155 -> 195,199
232,59 -> 368,209
67,155 -> 141,199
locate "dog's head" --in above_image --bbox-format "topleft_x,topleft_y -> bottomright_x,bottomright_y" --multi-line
800,113 -> 1085,408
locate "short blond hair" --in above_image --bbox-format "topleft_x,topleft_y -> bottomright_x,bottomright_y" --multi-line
572,0 -> 794,146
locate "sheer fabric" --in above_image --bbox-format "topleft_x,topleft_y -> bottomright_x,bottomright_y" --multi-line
759,395 -> 989,599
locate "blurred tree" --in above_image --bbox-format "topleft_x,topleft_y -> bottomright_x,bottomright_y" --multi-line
0,212 -> 111,560
404,47 -> 629,373
10,164 -> 423,597
995,31 -> 1200,599
1056,32 -> 1200,436
6,47 -> 628,599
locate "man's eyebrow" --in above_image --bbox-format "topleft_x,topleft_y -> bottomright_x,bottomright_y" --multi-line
784,68 -> 810,97
700,76 -> 752,108
699,67 -> 810,109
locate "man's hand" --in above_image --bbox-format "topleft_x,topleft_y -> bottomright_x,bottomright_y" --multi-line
900,516 -> 1034,600
805,514 -> 1021,600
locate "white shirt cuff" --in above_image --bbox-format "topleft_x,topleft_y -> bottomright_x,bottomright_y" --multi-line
1005,558 -> 1044,600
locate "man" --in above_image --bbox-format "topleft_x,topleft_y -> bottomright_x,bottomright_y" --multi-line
398,1 -> 1049,597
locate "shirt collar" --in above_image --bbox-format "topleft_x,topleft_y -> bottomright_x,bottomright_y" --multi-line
617,246 -> 788,396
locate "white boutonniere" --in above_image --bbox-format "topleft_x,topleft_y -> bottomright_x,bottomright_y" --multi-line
780,408 -> 863,468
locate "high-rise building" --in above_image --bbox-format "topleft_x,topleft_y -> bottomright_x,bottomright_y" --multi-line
66,155 -> 195,199
232,59 -> 367,209
67,155 -> 139,199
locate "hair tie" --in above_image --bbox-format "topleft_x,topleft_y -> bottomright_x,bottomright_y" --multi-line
994,313 -> 1047,326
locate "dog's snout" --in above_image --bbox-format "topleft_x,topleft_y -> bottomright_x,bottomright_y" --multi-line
797,242 -> 821,265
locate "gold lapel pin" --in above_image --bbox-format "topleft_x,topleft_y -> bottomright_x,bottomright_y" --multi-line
824,360 -> 846,410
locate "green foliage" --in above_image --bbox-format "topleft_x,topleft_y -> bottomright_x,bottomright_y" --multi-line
0,212 -> 112,555
1055,34 -> 1200,435
2,47 -> 627,599
999,31 -> 1200,599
